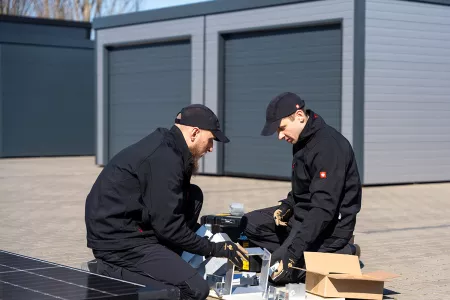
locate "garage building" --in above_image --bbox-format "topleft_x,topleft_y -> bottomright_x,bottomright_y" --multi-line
93,0 -> 450,185
0,15 -> 95,158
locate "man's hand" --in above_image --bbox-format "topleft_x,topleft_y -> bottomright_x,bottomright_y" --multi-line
273,209 -> 288,226
270,250 -> 299,284
210,241 -> 249,269
273,202 -> 293,226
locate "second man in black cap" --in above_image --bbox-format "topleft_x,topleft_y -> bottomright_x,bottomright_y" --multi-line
85,104 -> 248,300
242,92 -> 362,284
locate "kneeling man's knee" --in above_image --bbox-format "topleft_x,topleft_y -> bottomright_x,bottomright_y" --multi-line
178,273 -> 209,300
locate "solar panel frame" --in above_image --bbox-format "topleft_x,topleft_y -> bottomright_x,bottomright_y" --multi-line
0,249 -> 145,300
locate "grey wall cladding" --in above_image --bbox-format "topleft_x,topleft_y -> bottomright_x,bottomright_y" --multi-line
107,40 -> 191,159
0,16 -> 94,157
364,0 -> 450,184
0,22 -> 88,40
1,45 -> 94,157
222,24 -> 342,178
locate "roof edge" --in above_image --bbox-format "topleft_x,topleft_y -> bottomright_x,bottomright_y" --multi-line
0,15 -> 91,29
93,0 -> 323,30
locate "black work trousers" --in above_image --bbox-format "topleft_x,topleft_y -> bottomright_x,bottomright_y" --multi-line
93,184 -> 209,300
242,206 -> 354,284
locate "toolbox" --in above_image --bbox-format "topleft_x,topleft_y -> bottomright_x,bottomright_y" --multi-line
200,214 -> 243,242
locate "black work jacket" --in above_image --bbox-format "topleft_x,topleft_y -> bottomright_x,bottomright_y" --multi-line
85,126 -> 212,255
282,110 -> 362,258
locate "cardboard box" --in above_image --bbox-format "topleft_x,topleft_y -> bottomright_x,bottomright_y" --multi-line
300,252 -> 399,300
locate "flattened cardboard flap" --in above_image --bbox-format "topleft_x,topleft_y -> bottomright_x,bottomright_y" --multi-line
304,252 -> 362,276
364,271 -> 400,281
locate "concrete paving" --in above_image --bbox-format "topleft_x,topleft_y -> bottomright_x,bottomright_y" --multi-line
0,156 -> 448,299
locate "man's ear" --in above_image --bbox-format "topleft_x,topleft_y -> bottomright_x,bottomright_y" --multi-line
191,127 -> 200,141
296,110 -> 306,123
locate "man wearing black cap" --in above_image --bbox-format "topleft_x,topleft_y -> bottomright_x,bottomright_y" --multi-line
85,104 -> 248,300
242,92 -> 362,284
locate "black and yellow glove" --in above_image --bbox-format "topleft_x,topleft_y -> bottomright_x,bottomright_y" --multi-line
273,202 -> 293,226
271,249 -> 300,284
210,241 -> 249,269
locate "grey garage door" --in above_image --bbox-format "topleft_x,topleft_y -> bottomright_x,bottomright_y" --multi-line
223,24 -> 342,179
108,40 -> 191,160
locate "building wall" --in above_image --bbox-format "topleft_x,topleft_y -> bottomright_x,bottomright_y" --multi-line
204,0 -> 356,174
1,44 -> 94,157
0,22 -> 89,40
0,18 -> 94,158
0,45 -> 2,155
364,0 -> 450,184
95,17 -> 204,166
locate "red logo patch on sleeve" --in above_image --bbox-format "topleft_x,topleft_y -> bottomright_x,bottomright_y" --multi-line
320,172 -> 327,178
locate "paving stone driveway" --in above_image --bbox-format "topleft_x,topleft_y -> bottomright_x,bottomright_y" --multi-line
0,156 -> 448,299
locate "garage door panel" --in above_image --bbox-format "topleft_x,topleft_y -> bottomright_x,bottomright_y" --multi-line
110,95 -> 189,105
225,89 -> 342,100
109,61 -> 191,75
224,102 -> 341,114
224,73 -> 342,86
224,45 -> 342,60
109,135 -> 148,157
224,137 -> 293,177
225,88 -> 342,100
109,75 -> 190,102
224,68 -> 342,79
110,71 -> 191,80
110,102 -> 183,132
225,79 -> 341,92
109,42 -> 191,61
109,48 -> 190,60
224,92 -> 342,114
110,62 -> 190,75
224,29 -> 341,48
223,24 -> 342,178
109,53 -> 191,65
108,40 -> 191,159
224,104 -> 342,125
224,53 -> 341,66
224,90 -> 341,101
223,61 -> 342,73
225,98 -> 341,106
225,38 -> 342,51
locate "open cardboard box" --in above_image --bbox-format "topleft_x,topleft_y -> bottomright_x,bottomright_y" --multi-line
297,252 -> 399,300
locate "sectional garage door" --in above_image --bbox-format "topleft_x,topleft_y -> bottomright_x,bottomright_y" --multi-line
223,24 -> 342,178
108,40 -> 191,160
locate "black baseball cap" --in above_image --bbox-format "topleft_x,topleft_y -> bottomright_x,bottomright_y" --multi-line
261,92 -> 305,136
175,104 -> 230,143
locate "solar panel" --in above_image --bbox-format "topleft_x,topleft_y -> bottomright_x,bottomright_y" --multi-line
0,250 -> 174,300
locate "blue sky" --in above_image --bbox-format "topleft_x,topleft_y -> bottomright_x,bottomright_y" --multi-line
140,0 -> 213,11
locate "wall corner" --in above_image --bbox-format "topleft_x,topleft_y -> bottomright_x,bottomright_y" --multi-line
95,36 -> 108,166
0,45 -> 3,158
353,0 -> 366,184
